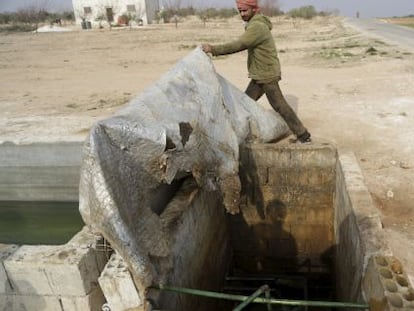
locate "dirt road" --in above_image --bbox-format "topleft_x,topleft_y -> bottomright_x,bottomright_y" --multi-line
346,17 -> 414,50
0,15 -> 413,280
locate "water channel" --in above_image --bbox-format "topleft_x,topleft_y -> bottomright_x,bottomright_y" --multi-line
0,201 -> 84,245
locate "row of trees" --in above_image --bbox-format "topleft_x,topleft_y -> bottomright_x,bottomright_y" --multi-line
158,0 -> 330,20
158,4 -> 325,24
0,3 -> 329,32
0,9 -> 74,31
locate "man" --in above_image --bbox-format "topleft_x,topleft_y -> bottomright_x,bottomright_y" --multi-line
202,0 -> 311,143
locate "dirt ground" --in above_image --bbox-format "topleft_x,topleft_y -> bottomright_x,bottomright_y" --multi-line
1,15 -> 413,281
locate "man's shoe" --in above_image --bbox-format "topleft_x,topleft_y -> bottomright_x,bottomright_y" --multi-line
291,131 -> 311,143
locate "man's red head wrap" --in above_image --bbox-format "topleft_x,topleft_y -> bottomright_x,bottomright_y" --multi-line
236,0 -> 259,10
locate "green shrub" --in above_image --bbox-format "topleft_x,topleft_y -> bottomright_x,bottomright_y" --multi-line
260,6 -> 284,17
288,6 -> 318,19
197,8 -> 238,23
0,13 -> 14,24
0,10 -> 74,26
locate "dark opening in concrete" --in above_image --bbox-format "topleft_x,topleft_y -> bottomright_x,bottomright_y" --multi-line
151,143 -> 341,311
151,142 -> 413,310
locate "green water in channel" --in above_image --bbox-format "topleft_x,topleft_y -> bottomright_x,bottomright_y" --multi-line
0,201 -> 84,245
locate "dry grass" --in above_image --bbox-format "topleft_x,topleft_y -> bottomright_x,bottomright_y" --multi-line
381,17 -> 414,29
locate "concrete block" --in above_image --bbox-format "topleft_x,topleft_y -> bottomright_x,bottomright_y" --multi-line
0,294 -> 13,310
4,228 -> 109,296
98,252 -> 142,311
245,143 -> 337,169
1,294 -> 62,311
61,287 -> 106,311
364,256 -> 414,310
0,244 -> 19,294
268,167 -> 335,189
67,226 -> 111,272
0,285 -> 105,311
4,245 -> 55,295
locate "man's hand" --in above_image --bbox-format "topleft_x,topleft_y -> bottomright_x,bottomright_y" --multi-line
201,43 -> 212,54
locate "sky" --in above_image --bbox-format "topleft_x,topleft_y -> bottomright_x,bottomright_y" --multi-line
0,0 -> 413,18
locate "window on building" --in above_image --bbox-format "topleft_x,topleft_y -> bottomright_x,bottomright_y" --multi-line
83,7 -> 92,15
127,5 -> 136,12
106,7 -> 114,22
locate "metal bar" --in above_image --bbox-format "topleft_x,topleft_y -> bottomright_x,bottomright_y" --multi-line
151,284 -> 370,309
304,277 -> 308,311
264,285 -> 272,311
233,285 -> 269,311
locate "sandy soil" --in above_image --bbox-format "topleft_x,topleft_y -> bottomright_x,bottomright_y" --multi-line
1,16 -> 413,279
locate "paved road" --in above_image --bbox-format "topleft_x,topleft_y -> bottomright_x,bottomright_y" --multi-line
345,17 -> 414,51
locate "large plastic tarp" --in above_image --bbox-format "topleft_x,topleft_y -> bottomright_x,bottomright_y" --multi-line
79,48 -> 289,293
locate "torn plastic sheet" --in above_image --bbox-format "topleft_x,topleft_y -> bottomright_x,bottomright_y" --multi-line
79,48 -> 289,294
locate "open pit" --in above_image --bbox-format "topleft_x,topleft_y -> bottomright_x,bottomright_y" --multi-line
1,141 -> 413,310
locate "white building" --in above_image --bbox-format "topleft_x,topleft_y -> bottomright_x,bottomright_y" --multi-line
72,0 -> 160,27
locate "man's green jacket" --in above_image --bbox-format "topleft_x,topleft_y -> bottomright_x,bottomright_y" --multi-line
211,13 -> 281,83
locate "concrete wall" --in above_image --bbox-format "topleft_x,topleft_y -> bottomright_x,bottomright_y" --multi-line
2,142 -> 414,310
235,143 -> 414,310
335,152 -> 414,310
93,178 -> 231,311
0,141 -> 83,202
233,142 -> 337,274
149,179 -> 231,311
0,227 -> 110,311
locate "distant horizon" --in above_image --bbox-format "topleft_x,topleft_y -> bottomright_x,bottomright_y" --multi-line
0,0 -> 413,18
